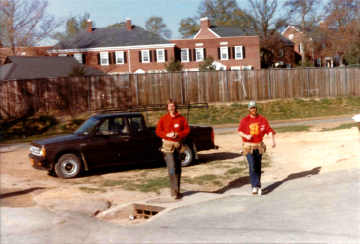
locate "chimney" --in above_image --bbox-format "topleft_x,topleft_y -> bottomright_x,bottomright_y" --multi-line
87,19 -> 92,33
126,17 -> 132,30
200,17 -> 211,30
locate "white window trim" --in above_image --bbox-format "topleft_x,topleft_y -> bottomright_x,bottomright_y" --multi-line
100,52 -> 109,65
115,51 -> 124,64
58,54 -> 67,57
195,48 -> 204,62
141,50 -> 150,63
181,48 -> 189,62
235,46 -> 243,60
242,65 -> 252,70
156,49 -> 165,62
220,47 -> 229,60
74,53 -> 82,63
299,43 -> 303,53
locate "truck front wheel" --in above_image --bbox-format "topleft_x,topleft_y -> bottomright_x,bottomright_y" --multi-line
181,144 -> 194,167
55,154 -> 83,179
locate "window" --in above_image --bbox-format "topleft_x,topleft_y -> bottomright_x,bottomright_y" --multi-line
196,48 -> 204,61
156,49 -> 165,62
299,43 -> 303,53
100,52 -> 109,65
115,51 -> 124,64
321,43 -> 325,49
130,117 -> 145,132
113,117 -> 128,134
317,58 -> 321,67
289,34 -> 294,39
286,64 -> 291,68
141,50 -> 150,63
235,46 -> 243,59
181,49 -> 189,62
220,47 -> 228,60
242,65 -> 252,70
279,49 -> 284,57
58,54 -> 67,57
74,53 -> 82,63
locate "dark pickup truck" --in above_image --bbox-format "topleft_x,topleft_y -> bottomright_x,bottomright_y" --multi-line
30,112 -> 218,179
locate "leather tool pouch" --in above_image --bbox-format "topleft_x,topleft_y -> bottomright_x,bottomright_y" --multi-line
162,140 -> 181,153
242,142 -> 266,155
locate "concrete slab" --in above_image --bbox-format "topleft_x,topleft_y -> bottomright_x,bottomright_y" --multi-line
1,169 -> 359,243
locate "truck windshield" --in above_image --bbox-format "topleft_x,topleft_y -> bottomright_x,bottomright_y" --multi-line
74,117 -> 101,135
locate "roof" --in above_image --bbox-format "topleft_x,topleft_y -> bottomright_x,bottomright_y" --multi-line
52,26 -> 172,50
0,56 -> 106,81
209,26 -> 259,37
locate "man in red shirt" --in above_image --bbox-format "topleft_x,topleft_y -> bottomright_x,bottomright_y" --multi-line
156,99 -> 190,199
238,101 -> 276,195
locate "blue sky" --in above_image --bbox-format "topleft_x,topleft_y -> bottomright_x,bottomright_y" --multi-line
46,0 -> 323,44
47,0 -> 204,41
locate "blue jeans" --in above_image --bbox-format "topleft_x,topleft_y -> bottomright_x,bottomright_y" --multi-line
246,149 -> 262,188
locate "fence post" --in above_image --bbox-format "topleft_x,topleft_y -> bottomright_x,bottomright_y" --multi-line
87,77 -> 91,111
136,74 -> 139,105
344,66 -> 347,96
225,70 -> 229,103
180,71 -> 184,103
268,69 -> 271,99
307,68 -> 310,98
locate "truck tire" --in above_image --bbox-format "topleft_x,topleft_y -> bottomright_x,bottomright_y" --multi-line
54,154 -> 83,179
181,144 -> 194,167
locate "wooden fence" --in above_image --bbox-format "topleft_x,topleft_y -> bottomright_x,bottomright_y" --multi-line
1,67 -> 359,118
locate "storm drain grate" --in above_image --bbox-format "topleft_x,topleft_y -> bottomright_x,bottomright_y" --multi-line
133,204 -> 165,219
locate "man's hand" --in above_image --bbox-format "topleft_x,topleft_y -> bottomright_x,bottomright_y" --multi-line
270,140 -> 276,148
173,132 -> 179,138
166,132 -> 175,138
245,134 -> 253,140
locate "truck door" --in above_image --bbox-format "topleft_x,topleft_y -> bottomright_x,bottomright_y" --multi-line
129,116 -> 149,162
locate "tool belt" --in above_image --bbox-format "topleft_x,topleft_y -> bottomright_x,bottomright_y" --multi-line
242,142 -> 266,155
161,140 -> 186,154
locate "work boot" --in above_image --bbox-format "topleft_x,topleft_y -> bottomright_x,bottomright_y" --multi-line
252,187 -> 258,194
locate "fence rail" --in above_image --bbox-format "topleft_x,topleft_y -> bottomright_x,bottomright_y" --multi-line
1,67 -> 359,118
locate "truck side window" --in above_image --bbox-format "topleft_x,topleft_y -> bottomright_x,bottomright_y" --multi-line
130,117 -> 144,132
113,117 -> 128,134
97,118 -> 111,135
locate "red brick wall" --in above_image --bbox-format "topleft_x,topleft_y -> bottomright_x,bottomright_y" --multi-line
170,36 -> 261,70
55,47 -> 175,73
282,27 -> 313,61
194,28 -> 219,39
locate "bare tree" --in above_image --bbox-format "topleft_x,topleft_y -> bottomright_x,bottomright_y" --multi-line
321,0 -> 360,64
0,0 -> 62,55
245,0 -> 290,67
284,0 -> 321,62
145,16 -> 172,39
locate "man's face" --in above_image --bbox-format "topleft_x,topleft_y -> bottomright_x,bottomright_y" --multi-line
168,103 -> 176,113
249,107 -> 257,116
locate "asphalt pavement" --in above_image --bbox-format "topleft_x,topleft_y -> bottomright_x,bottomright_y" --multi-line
1,168 -> 359,243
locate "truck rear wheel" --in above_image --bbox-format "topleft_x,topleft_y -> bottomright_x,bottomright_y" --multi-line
55,154 -> 82,179
181,144 -> 194,167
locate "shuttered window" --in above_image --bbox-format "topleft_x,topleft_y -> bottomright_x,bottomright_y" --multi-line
235,46 -> 243,60
100,52 -> 109,65
141,50 -> 150,63
220,47 -> 228,60
115,51 -> 124,64
74,53 -> 82,63
195,48 -> 204,61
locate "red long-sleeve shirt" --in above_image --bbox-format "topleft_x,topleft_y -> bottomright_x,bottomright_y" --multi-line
238,114 -> 275,143
156,112 -> 190,142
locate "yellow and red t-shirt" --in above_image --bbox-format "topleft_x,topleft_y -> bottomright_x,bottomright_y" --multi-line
238,114 -> 275,143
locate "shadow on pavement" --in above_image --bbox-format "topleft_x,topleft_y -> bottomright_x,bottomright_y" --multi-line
262,167 -> 321,195
194,152 -> 242,165
0,187 -> 45,199
212,167 -> 322,195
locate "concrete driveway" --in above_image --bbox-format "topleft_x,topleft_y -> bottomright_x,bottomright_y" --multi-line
1,168 -> 359,243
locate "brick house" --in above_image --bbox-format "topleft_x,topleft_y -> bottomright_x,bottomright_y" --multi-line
281,24 -> 341,67
170,17 -> 261,71
49,18 -> 175,74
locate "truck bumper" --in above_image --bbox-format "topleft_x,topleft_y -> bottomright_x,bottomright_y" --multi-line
29,154 -> 52,171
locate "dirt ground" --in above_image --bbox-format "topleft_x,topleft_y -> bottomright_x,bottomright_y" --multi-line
1,120 -> 359,221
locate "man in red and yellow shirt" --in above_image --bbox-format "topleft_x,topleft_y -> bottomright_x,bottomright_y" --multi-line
238,101 -> 276,195
156,99 -> 190,198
